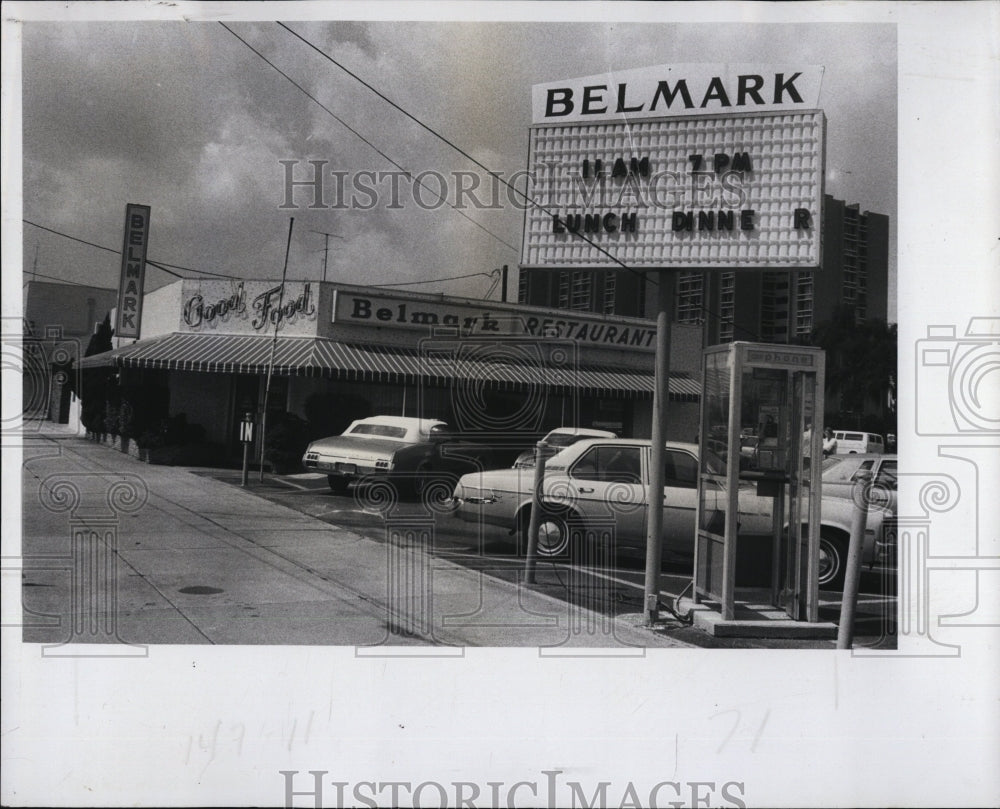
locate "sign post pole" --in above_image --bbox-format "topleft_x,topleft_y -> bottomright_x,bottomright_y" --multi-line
524,440 -> 551,585
643,272 -> 674,626
240,412 -> 254,487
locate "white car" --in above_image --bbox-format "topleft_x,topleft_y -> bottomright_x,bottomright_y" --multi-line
452,438 -> 889,588
511,427 -> 617,468
302,415 -> 494,493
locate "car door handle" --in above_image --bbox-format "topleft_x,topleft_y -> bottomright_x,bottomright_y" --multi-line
577,486 -> 595,493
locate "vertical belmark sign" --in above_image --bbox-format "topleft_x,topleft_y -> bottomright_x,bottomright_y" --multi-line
116,203 -> 151,340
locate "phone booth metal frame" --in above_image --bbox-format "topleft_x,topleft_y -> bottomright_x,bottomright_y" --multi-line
694,342 -> 826,622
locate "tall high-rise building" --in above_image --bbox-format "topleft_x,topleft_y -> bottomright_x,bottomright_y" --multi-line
518,195 -> 891,345
668,196 -> 890,344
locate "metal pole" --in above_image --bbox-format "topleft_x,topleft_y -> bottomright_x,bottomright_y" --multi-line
309,229 -> 342,283
643,272 -> 673,626
501,264 -> 509,302
524,440 -> 551,585
259,217 -> 295,482
241,441 -> 250,487
837,471 -> 872,649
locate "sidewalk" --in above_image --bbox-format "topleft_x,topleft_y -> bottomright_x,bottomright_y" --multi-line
16,421 -> 695,649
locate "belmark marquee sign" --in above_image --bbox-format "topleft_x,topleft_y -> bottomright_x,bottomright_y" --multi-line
520,63 -> 826,271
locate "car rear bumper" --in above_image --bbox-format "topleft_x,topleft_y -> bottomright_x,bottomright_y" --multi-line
302,457 -> 391,476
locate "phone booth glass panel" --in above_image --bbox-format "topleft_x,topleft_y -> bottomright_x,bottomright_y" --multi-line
694,342 -> 825,622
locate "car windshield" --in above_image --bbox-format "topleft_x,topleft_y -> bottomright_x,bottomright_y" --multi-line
349,423 -> 408,439
702,448 -> 727,476
821,456 -> 858,482
546,433 -> 581,448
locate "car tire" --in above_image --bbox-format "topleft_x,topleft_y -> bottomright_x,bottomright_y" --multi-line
519,508 -> 588,562
818,531 -> 849,590
327,475 -> 350,494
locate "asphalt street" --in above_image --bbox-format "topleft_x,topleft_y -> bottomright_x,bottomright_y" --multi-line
17,425 -> 896,650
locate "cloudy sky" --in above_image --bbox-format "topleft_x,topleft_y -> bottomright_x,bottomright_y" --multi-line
16,14 -> 897,312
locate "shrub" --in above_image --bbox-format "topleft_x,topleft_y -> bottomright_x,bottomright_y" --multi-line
263,411 -> 310,474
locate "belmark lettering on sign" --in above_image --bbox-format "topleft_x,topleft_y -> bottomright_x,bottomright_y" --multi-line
115,204 -> 151,339
531,63 -> 824,125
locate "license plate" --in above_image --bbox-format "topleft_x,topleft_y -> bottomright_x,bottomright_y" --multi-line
336,463 -> 357,474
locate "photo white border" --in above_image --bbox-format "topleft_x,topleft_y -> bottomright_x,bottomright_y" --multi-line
3,2 -> 998,807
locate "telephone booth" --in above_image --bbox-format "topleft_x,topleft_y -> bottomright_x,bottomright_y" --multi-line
694,342 -> 825,622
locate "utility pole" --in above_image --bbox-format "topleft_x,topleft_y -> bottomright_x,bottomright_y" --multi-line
259,217 -> 295,482
309,230 -> 343,282
643,271 -> 675,626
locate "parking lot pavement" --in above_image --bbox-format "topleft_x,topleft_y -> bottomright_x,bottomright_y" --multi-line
197,468 -> 896,650
17,428 -> 700,648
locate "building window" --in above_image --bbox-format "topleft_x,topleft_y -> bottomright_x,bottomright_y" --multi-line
760,272 -> 790,342
795,273 -> 814,338
676,272 -> 704,324
569,272 -> 592,311
719,272 -> 735,343
602,273 -> 617,315
557,272 -> 570,308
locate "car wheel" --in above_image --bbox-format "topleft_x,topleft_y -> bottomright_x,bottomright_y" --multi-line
327,475 -> 350,494
818,532 -> 848,590
518,509 -> 587,561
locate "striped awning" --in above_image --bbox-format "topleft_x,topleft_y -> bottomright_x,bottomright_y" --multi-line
79,332 -> 700,400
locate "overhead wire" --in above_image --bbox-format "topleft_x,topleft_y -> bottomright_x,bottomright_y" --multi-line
22,219 -> 246,281
218,22 -> 521,257
274,20 -> 654,288
273,21 -> 757,335
26,25 -> 753,330
22,218 -> 511,292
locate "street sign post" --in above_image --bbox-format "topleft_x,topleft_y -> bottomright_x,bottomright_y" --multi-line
240,411 -> 254,487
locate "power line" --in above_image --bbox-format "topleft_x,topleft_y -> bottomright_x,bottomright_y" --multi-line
218,23 -> 521,256
273,22 -> 769,337
275,21 -> 656,288
374,272 -> 494,289
23,270 -> 112,290
23,219 -> 250,281
21,217 -> 510,296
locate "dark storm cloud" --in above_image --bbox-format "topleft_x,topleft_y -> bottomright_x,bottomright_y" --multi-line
18,19 -> 897,303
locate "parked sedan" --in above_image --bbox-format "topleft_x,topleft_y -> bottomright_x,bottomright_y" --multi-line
451,438 -> 889,588
821,453 -> 897,563
511,427 -> 617,468
302,415 -> 494,493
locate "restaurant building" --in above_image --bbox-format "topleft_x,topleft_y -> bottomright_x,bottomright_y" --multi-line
81,279 -> 702,463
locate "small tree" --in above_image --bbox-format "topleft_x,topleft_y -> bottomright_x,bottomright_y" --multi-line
81,314 -> 115,436
811,304 -> 897,431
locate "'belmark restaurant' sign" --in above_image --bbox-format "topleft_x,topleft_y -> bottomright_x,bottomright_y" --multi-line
332,289 -> 658,351
521,63 -> 826,272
